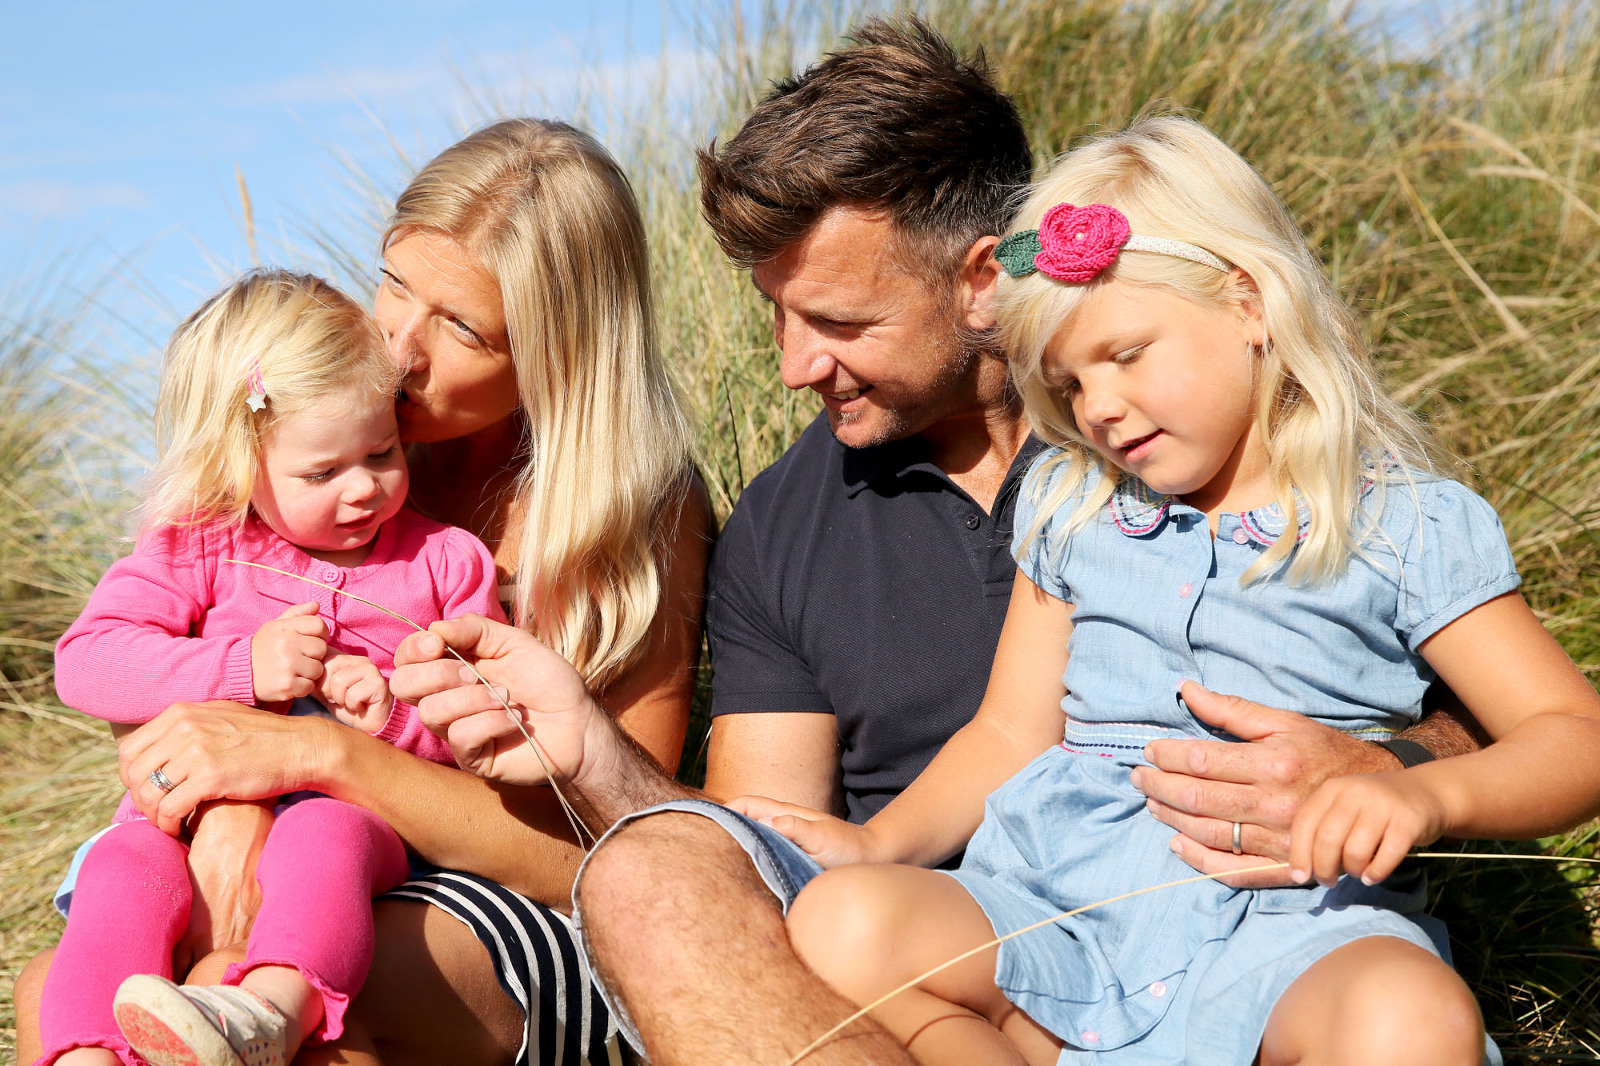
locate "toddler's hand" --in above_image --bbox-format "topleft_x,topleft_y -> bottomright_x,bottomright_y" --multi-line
250,602 -> 328,703
728,795 -> 885,868
1288,771 -> 1450,887
316,653 -> 394,733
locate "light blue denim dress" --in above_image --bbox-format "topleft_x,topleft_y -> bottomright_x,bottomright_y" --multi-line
948,454 -> 1518,1063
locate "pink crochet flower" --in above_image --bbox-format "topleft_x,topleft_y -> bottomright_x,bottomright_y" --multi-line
1034,203 -> 1131,283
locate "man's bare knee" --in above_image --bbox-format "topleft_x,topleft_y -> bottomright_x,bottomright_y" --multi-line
578,811 -> 785,981
579,811 -> 778,926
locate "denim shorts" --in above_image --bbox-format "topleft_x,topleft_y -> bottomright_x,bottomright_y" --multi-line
570,798 -> 824,1052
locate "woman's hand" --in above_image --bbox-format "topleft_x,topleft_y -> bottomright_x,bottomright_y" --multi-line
1287,771 -> 1449,886
316,653 -> 394,732
391,613 -> 610,787
118,701 -> 333,835
728,796 -> 886,869
250,602 -> 328,702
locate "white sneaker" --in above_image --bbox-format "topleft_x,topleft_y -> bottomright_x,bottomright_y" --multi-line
113,974 -> 288,1066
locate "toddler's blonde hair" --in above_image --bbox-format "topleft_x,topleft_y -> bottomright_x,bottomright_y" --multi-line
386,118 -> 693,689
143,269 -> 399,530
999,115 -> 1438,584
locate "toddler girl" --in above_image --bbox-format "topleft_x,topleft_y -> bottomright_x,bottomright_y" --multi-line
40,270 -> 502,1066
738,117 -> 1600,1064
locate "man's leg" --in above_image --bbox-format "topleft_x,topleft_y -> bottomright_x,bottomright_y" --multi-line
577,810 -> 916,1066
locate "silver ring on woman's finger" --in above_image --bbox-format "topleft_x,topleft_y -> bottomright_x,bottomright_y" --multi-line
148,766 -> 177,794
1230,820 -> 1243,855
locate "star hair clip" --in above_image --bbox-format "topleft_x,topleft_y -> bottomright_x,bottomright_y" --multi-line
994,203 -> 1229,282
245,359 -> 267,412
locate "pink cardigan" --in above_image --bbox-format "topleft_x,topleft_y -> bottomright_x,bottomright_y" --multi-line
56,507 -> 503,765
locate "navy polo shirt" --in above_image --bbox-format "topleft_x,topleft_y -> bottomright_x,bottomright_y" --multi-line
706,413 -> 1047,823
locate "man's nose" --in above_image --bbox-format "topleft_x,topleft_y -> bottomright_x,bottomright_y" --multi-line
777,321 -> 838,392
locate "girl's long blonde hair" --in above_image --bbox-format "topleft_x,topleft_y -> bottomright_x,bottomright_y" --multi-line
143,270 -> 397,530
999,115 -> 1438,585
386,118 -> 692,689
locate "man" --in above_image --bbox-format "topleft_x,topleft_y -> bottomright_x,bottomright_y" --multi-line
395,17 -> 1478,1065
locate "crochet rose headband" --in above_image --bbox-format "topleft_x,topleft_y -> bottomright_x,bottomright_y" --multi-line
995,203 -> 1229,282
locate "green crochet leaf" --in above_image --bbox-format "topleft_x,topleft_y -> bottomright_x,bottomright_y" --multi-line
995,230 -> 1042,277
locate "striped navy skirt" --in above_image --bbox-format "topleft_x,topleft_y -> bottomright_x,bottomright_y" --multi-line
390,869 -> 622,1066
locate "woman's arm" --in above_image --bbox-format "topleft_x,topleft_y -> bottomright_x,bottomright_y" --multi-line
119,483 -> 710,908
1290,591 -> 1600,884
732,570 -> 1072,868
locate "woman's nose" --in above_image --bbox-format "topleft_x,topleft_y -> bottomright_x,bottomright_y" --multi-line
380,308 -> 428,373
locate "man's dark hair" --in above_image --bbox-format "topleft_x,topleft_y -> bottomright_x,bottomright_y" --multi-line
698,16 -> 1033,279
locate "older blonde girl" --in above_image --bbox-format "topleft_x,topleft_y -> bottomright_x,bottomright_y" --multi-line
739,116 -> 1600,1065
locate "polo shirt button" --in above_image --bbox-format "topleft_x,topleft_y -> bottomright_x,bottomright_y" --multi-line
1178,582 -> 1193,598
1081,1031 -> 1101,1045
1149,980 -> 1168,999
1231,527 -> 1250,544
964,514 -> 981,530
320,566 -> 340,583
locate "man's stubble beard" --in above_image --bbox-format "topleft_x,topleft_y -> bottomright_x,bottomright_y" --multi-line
825,299 -> 989,449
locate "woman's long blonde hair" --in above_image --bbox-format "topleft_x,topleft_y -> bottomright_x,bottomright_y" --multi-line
999,115 -> 1438,585
143,270 -> 397,530
386,118 -> 692,688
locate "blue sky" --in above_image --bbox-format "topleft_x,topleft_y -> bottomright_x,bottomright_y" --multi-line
1,1 -> 717,350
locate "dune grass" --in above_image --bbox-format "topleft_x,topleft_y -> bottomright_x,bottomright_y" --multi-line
3,0 -> 1599,1059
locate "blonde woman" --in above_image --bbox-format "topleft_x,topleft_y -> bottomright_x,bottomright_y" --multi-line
18,119 -> 707,1066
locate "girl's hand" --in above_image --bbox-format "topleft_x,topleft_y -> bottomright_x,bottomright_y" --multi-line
728,795 -> 886,868
316,653 -> 393,732
391,614 -> 605,787
251,602 -> 328,703
1287,771 -> 1450,887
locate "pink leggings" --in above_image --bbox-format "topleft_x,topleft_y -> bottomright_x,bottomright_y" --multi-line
37,797 -> 409,1066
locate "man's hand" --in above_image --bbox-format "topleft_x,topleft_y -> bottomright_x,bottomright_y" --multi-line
316,653 -> 393,733
391,614 -> 607,787
250,603 -> 328,703
176,799 -> 272,975
1132,681 -> 1400,888
728,795 -> 884,868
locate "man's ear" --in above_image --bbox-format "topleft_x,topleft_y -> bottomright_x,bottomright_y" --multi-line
959,235 -> 1004,332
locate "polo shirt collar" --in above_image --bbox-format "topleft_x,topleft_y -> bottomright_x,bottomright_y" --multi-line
842,431 -> 1050,499
842,434 -> 933,496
